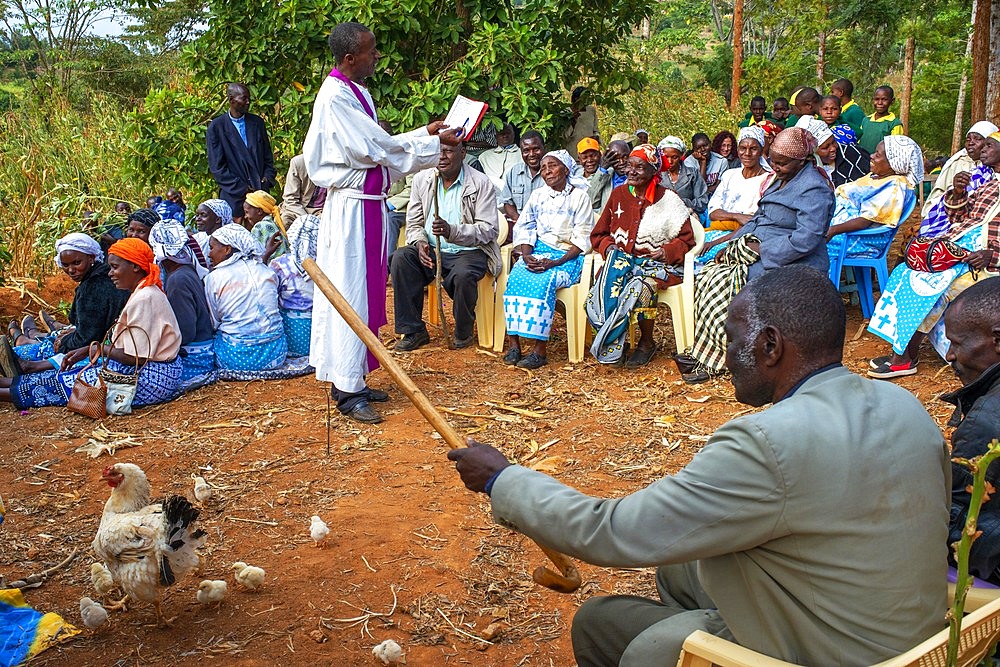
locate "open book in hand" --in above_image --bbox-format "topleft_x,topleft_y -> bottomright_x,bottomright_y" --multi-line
443,95 -> 489,139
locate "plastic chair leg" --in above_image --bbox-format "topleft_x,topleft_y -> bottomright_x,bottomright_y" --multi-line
853,266 -> 875,318
563,296 -> 586,363
475,277 -> 494,349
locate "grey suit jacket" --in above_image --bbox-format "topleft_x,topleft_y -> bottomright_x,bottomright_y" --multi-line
732,164 -> 835,279
405,166 -> 501,276
490,366 -> 950,666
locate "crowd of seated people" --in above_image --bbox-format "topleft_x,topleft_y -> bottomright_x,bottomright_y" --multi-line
1,77 -> 995,413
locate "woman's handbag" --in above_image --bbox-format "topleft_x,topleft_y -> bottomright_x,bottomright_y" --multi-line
66,343 -> 107,419
100,326 -> 149,416
904,236 -> 970,273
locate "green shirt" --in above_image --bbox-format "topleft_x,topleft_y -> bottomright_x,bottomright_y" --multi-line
859,112 -> 903,154
738,112 -> 775,128
837,100 -> 866,134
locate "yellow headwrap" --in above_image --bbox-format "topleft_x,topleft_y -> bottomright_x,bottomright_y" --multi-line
244,190 -> 283,232
991,131 -> 1000,141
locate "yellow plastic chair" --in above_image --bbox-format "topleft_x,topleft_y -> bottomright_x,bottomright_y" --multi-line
675,589 -> 1000,667
620,218 -> 706,354
492,245 -> 596,363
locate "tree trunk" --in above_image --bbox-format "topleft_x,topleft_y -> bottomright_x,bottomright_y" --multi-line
987,0 -> 1000,123
730,0 -> 745,114
816,2 -> 828,85
641,16 -> 651,39
953,2 -> 976,154
971,0 -> 991,122
900,35 -> 915,133
451,0 -> 470,61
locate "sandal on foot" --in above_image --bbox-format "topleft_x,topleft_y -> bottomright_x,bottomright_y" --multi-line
39,311 -> 61,334
516,352 -> 547,369
502,347 -> 522,365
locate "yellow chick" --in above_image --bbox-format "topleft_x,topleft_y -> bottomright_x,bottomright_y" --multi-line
192,476 -> 212,503
310,515 -> 330,547
372,639 -> 403,665
231,561 -> 265,591
196,579 -> 227,605
80,596 -> 108,630
90,562 -> 116,597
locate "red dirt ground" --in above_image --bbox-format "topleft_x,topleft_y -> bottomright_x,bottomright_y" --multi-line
0,275 -> 959,666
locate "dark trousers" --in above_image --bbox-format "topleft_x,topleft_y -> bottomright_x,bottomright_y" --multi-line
390,245 -> 488,341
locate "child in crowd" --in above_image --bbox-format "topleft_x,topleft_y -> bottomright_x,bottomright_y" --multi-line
771,97 -> 791,125
859,85 -> 903,154
830,78 -> 865,134
787,87 -> 819,127
148,188 -> 186,224
738,96 -> 770,127
819,95 -> 841,127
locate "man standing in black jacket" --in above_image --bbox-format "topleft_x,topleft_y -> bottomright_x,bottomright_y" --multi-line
944,276 -> 1000,583
206,83 -> 276,224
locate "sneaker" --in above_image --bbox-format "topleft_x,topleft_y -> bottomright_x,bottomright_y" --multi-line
868,359 -> 918,379
394,329 -> 430,352
516,352 -> 547,369
869,355 -> 891,370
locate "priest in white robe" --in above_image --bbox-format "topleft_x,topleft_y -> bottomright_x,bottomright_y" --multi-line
304,21 -> 463,424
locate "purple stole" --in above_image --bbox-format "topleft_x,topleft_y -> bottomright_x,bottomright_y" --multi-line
329,68 -> 389,373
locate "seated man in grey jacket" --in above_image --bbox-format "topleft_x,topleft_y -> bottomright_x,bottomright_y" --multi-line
449,266 -> 949,667
391,142 -> 501,351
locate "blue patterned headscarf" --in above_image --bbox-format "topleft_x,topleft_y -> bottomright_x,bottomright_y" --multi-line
831,124 -> 857,146
200,198 -> 233,227
149,220 -> 195,266
287,214 -> 320,274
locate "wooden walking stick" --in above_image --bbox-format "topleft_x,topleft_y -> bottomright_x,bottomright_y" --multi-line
271,216 -> 581,594
431,173 -> 453,348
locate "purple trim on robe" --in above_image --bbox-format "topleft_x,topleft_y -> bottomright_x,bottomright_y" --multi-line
329,68 -> 389,373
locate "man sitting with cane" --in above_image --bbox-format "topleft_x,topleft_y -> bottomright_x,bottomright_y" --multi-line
448,265 -> 949,666
391,142 -> 501,351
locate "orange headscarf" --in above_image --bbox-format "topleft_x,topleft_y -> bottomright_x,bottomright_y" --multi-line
108,238 -> 161,290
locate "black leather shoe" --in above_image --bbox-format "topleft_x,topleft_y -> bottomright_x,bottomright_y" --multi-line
516,352 -> 547,369
366,387 -> 390,402
682,370 -> 710,384
346,402 -> 383,424
625,344 -> 657,368
672,352 -> 698,375
502,347 -> 522,365
394,329 -> 430,352
453,334 -> 476,349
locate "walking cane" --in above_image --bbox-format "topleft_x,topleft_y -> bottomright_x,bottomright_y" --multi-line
431,173 -> 452,348
271,215 -> 581,594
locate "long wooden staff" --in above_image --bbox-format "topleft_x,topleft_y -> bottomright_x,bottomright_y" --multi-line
430,173 -> 453,348
273,215 -> 580,594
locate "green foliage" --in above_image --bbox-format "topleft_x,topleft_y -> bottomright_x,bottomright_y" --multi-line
601,85 -> 738,146
0,95 -> 144,280
129,0 -> 656,196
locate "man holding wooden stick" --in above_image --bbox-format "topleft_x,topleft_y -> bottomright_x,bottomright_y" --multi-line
390,142 -> 500,352
449,266 -> 950,666
303,21 -> 462,424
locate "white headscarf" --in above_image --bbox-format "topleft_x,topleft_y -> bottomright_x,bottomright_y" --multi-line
211,224 -> 263,269
54,232 -> 103,268
149,220 -> 194,266
968,121 -> 1000,139
795,116 -> 834,148
883,135 -> 925,188
200,198 -> 234,226
541,150 -> 588,190
657,136 -> 686,153
737,126 -> 766,148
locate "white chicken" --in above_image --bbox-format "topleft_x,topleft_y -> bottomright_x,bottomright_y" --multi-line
309,515 -> 329,547
196,580 -> 227,606
231,561 -> 265,590
90,562 -> 116,597
372,639 -> 403,665
92,463 -> 207,626
192,476 -> 212,503
80,596 -> 109,630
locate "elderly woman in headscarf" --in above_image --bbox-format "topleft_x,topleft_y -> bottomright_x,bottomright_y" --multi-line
676,127 -> 836,383
501,150 -> 594,370
830,124 -> 871,185
204,223 -> 287,373
658,136 -> 709,214
244,190 -> 288,262
826,135 -> 923,261
193,198 -> 235,262
587,144 -> 697,367
796,116 -> 838,181
269,214 -> 320,357
2,238 -> 182,409
149,220 -> 216,392
706,126 -> 774,232
4,233 -> 129,377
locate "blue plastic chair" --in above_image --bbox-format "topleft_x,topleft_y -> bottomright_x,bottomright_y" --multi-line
828,194 -> 917,318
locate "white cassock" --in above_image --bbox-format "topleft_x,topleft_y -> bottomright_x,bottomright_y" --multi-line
303,74 -> 440,393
